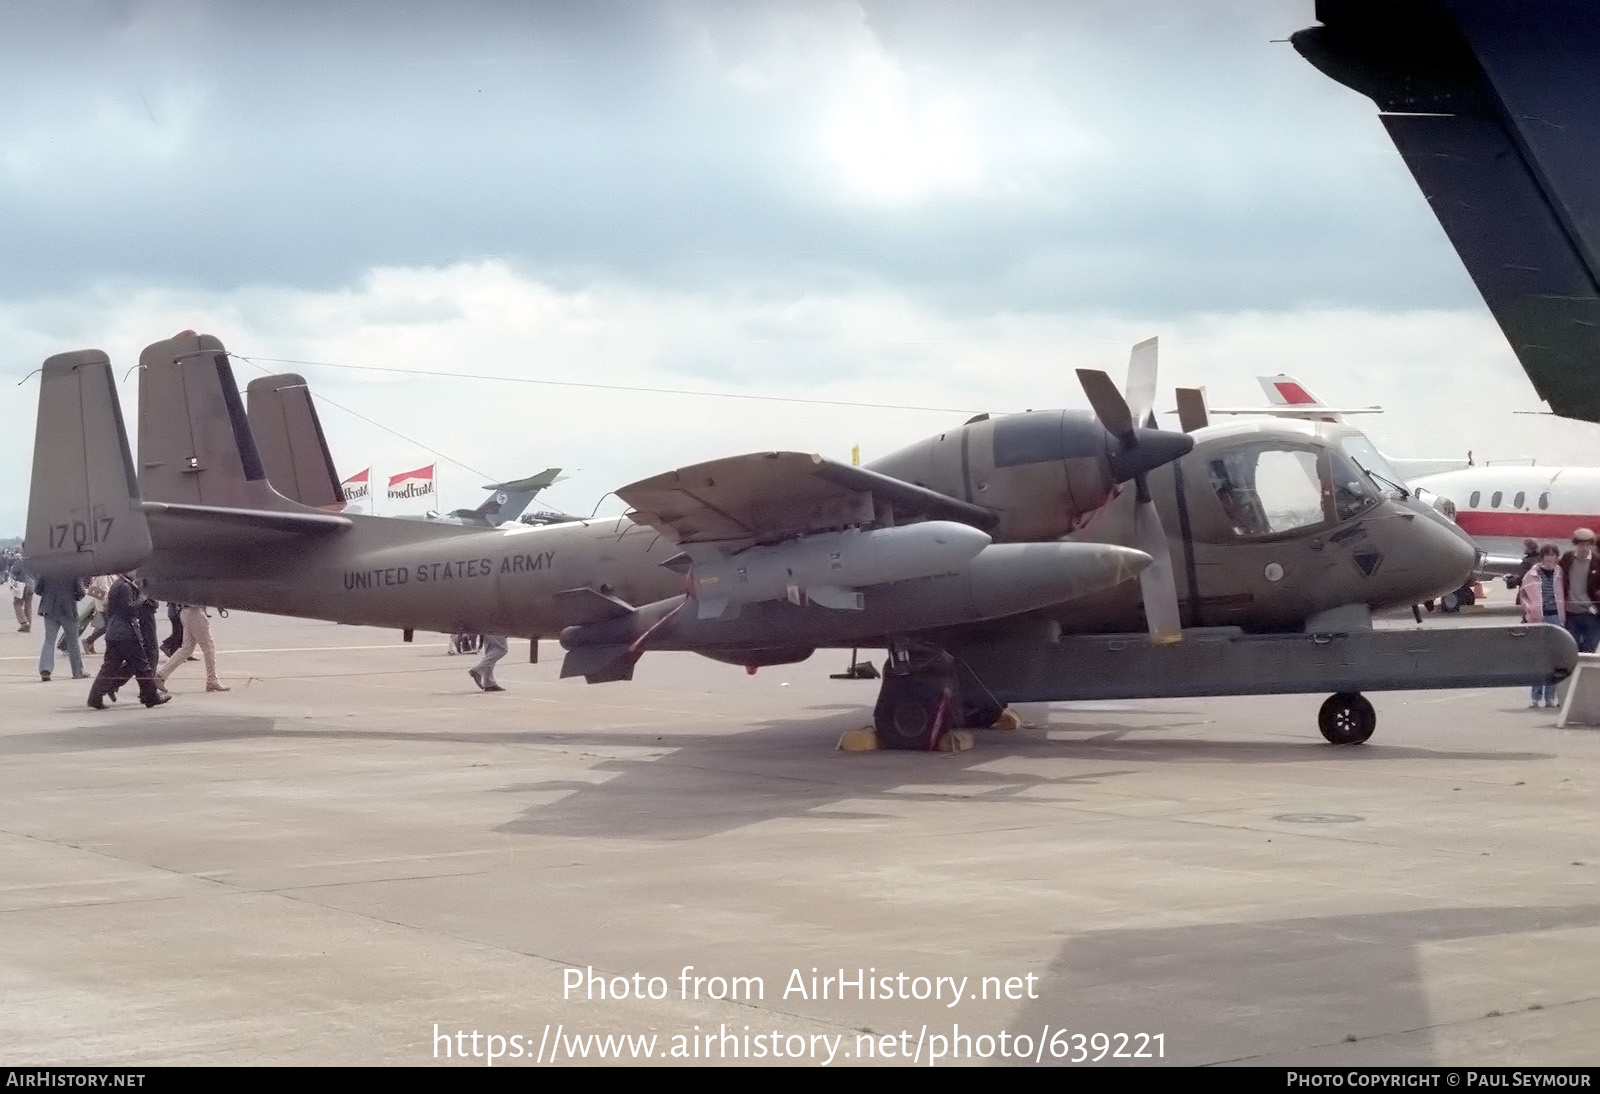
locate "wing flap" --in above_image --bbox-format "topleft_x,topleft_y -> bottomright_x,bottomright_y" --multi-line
552,587 -> 636,628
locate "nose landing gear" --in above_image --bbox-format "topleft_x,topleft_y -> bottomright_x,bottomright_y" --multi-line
1318,691 -> 1376,745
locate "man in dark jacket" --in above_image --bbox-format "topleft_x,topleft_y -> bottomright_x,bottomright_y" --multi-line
87,573 -> 169,709
36,574 -> 87,682
137,594 -> 160,668
1559,529 -> 1600,653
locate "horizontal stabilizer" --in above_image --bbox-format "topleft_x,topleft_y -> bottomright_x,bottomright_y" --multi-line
141,502 -> 351,552
485,469 -> 563,493
559,643 -> 636,683
143,500 -> 349,536
25,351 -> 152,578
1207,406 -> 1382,418
553,587 -> 636,628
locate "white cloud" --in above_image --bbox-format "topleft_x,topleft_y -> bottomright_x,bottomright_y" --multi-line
818,38 -> 982,204
0,261 -> 1581,536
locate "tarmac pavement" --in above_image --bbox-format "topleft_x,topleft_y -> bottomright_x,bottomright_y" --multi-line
1,596 -> 1596,1067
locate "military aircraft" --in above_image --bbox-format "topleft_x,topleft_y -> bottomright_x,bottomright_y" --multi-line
25,331 -> 1573,750
424,470 -> 565,528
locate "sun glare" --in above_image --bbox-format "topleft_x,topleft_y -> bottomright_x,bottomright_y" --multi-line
820,49 -> 982,205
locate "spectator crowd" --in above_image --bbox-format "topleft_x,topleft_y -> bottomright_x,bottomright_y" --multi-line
4,549 -> 228,710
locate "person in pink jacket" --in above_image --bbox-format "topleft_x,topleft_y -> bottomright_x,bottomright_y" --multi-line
1521,544 -> 1566,707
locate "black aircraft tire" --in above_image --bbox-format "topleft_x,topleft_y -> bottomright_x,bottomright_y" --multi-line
1318,692 -> 1376,745
874,675 -> 954,751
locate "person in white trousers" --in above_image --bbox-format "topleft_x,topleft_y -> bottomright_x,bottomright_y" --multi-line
157,604 -> 230,692
469,635 -> 508,692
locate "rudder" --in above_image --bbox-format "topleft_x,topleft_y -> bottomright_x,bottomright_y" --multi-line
246,373 -> 346,510
138,332 -> 289,510
24,351 -> 152,578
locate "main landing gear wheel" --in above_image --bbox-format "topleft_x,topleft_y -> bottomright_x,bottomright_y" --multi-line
873,673 -> 955,750
1318,692 -> 1376,745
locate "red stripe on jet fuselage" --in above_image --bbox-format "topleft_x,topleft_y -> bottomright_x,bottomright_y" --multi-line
1454,511 -> 1600,539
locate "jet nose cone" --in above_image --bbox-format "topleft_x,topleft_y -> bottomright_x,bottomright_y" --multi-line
1440,515 -> 1481,588
1106,427 -> 1195,484
1394,497 -> 1481,603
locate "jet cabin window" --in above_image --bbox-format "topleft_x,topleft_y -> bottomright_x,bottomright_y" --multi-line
1540,492 -> 1551,510
1492,491 -> 1503,508
1470,491 -> 1481,507
1515,491 -> 1526,508
1205,444 -> 1376,539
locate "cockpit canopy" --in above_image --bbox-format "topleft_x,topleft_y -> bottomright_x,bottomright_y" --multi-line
1199,440 -> 1380,542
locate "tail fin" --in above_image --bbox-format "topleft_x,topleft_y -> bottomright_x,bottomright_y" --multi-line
246,373 -> 346,510
459,469 -> 564,526
1257,374 -> 1323,408
1173,387 -> 1209,433
137,332 -> 290,511
24,351 -> 152,578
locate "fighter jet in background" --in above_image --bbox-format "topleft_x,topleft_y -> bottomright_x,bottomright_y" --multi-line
426,470 -> 566,528
244,373 -> 567,527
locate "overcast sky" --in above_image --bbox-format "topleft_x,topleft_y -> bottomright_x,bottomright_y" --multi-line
1,1 -> 1588,531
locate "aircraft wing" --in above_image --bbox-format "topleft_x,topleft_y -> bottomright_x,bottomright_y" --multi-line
1294,1 -> 1600,423
617,451 -> 998,547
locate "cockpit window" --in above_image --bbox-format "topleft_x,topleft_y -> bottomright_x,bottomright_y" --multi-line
1326,450 -> 1379,522
1339,434 -> 1407,495
1206,443 -> 1377,539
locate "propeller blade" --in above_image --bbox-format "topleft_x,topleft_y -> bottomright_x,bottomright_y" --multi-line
1076,368 -> 1135,442
1125,336 -> 1159,429
1133,498 -> 1183,645
1175,387 -> 1210,432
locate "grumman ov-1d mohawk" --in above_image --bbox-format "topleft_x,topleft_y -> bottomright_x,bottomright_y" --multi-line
26,332 -> 1575,750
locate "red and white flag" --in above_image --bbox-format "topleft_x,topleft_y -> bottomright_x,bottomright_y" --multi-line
340,467 -> 371,502
387,463 -> 436,501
